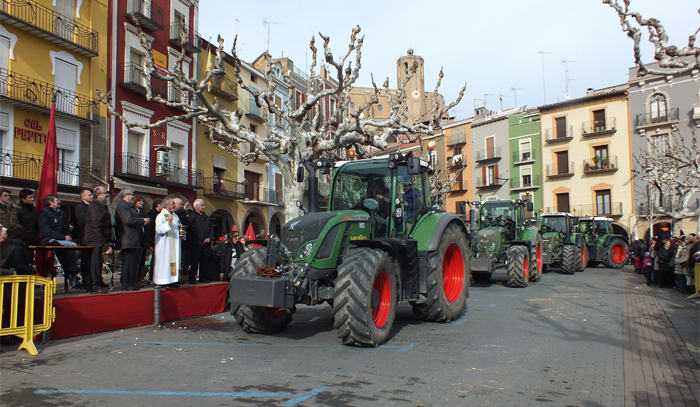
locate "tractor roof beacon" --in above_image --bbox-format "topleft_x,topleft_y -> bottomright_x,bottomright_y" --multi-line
228,152 -> 472,347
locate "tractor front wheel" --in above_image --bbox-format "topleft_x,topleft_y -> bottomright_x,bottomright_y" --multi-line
576,245 -> 588,272
602,238 -> 629,269
530,234 -> 543,282
229,247 -> 295,334
333,248 -> 397,347
411,224 -> 470,322
506,245 -> 529,288
561,245 -> 576,274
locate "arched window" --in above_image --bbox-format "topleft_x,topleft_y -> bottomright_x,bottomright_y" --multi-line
649,93 -> 667,122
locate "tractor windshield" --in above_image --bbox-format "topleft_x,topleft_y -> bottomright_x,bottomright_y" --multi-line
479,201 -> 515,228
542,217 -> 567,234
578,220 -> 594,235
330,161 -> 392,212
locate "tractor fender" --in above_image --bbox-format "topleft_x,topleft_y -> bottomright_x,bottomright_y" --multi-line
520,227 -> 540,245
510,240 -> 532,250
415,212 -> 468,252
573,234 -> 586,248
602,234 -> 628,247
351,239 -> 400,260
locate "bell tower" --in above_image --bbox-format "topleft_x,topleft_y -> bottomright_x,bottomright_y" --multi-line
397,48 -> 426,123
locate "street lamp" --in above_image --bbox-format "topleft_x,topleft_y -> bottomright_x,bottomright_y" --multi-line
427,140 -> 435,169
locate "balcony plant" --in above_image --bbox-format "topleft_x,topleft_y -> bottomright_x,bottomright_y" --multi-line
601,157 -> 609,169
592,155 -> 601,170
584,161 -> 591,172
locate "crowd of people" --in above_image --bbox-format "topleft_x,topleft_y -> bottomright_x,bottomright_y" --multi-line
629,225 -> 699,296
0,187 -> 257,294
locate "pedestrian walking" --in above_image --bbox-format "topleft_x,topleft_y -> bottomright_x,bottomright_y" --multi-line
115,189 -> 150,291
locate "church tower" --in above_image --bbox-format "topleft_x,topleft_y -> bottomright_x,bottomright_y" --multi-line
397,49 -> 426,123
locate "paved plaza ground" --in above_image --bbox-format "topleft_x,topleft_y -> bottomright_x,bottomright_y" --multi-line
1,264 -> 698,407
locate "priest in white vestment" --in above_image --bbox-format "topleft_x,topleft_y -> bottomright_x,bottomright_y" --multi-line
154,198 -> 181,286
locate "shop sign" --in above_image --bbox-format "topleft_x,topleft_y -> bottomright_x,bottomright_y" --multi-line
15,118 -> 46,144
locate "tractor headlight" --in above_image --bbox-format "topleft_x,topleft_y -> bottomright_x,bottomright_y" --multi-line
300,242 -> 315,259
395,206 -> 403,218
488,242 -> 496,251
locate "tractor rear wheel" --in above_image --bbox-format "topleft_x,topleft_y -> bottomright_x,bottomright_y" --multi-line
561,245 -> 576,274
411,224 -> 470,322
576,245 -> 587,272
602,238 -> 628,269
333,248 -> 397,347
506,245 -> 529,288
530,234 -> 543,282
229,247 -> 295,334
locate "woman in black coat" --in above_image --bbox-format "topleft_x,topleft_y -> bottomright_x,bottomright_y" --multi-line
1,225 -> 34,338
656,239 -> 674,288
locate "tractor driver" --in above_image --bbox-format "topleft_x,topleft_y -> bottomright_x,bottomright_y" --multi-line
368,178 -> 391,236
401,175 -> 421,219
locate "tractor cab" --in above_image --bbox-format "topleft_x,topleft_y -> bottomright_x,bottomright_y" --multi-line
478,200 -> 519,241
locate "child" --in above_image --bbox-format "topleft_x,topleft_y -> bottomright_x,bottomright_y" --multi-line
642,252 -> 653,286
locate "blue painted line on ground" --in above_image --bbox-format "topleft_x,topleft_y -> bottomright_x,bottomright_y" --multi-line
34,387 -> 328,405
453,319 -> 467,325
103,340 -> 410,351
396,343 -> 419,352
470,303 -> 497,308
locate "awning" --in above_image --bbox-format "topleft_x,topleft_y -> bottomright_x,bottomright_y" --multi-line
112,176 -> 168,196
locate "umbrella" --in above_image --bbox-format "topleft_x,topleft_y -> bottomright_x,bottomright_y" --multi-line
245,223 -> 256,241
231,225 -> 238,232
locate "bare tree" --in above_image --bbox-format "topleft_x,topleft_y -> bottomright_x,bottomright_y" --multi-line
604,0 -> 700,75
98,24 -> 465,220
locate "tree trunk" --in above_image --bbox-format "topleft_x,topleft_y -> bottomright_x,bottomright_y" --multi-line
283,179 -> 305,221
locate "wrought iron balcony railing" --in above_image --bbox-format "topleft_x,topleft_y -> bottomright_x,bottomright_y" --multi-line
208,75 -> 238,101
246,98 -> 264,120
451,180 -> 468,192
0,148 -> 102,187
0,69 -> 100,124
261,188 -> 284,204
570,202 -> 623,217
169,22 -> 200,53
583,156 -> 618,173
635,107 -> 680,127
512,149 -> 536,164
118,63 -> 167,98
475,177 -> 506,188
118,153 -> 202,187
474,147 -> 501,162
510,174 -> 541,190
203,177 -> 245,199
1,0 -> 98,57
447,155 -> 465,168
545,162 -> 574,177
544,125 -> 573,142
582,117 -> 616,136
447,132 -> 466,146
125,0 -> 164,32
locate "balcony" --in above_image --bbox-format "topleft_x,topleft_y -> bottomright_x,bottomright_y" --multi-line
203,177 -> 245,200
125,0 -> 164,32
243,187 -> 284,205
118,63 -> 167,98
569,202 -> 623,217
635,107 -> 679,128
583,156 -> 618,174
169,22 -> 200,53
512,149 -> 536,165
582,117 -> 616,137
447,155 -> 465,168
447,132 -> 466,146
245,98 -> 264,121
167,85 -> 189,106
475,177 -> 506,188
635,197 -> 690,216
208,75 -> 238,102
451,180 -> 468,192
0,148 -> 102,188
116,153 -> 203,188
544,125 -> 573,143
1,0 -> 98,57
474,147 -> 501,162
0,69 -> 100,124
510,174 -> 540,191
545,162 -> 574,178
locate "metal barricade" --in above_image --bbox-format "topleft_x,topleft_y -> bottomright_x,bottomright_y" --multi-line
0,275 -> 56,355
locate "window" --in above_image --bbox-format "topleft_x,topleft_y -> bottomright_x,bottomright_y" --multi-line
555,116 -> 567,138
486,136 -> 495,158
596,189 -> 611,215
56,0 -> 76,41
487,165 -> 496,185
594,145 -> 609,167
593,109 -> 606,132
556,193 -> 570,213
520,140 -> 531,161
649,94 -> 667,122
244,170 -> 260,200
0,35 -> 9,72
456,201 -> 466,215
650,133 -> 669,155
520,166 -> 532,187
453,146 -> 462,155
556,151 -> 569,175
55,58 -> 77,115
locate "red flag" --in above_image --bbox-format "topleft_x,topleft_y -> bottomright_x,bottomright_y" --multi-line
35,100 -> 58,276
245,223 -> 256,241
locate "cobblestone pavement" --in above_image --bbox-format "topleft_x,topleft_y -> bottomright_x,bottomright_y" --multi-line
1,265 -> 697,407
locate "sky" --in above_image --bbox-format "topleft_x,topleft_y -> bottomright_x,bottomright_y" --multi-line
199,1 -> 698,120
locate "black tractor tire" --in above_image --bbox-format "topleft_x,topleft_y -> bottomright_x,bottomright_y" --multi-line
472,272 -> 492,282
602,238 -> 629,269
332,248 -> 397,347
411,224 -> 470,322
506,245 -> 529,288
576,245 -> 587,272
530,234 -> 543,282
229,247 -> 295,334
561,245 -> 576,274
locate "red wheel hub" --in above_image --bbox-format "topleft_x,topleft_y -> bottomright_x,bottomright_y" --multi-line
372,271 -> 391,328
611,244 -> 626,264
266,308 -> 285,317
536,243 -> 542,273
581,247 -> 587,267
523,253 -> 529,281
442,243 -> 465,302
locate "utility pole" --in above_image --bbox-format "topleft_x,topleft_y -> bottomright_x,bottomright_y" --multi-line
539,51 -> 551,104
510,87 -> 523,107
561,58 -> 576,98
263,18 -> 283,54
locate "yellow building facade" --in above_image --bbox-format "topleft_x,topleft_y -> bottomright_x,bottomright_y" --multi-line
1,0 -> 109,212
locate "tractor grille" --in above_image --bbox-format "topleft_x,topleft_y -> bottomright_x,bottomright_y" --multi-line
281,212 -> 336,259
476,228 -> 502,252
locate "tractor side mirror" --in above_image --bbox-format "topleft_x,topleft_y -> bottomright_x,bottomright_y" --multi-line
296,166 -> 304,183
527,201 -> 534,212
407,156 -> 421,175
469,209 -> 477,230
572,217 -> 579,225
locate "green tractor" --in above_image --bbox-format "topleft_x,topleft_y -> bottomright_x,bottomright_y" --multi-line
228,153 -> 471,347
577,216 -> 628,268
539,212 -> 587,274
468,199 -> 543,287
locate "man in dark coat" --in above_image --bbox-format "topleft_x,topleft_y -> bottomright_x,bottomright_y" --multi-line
75,188 -> 93,289
83,187 -> 113,293
38,194 -> 80,287
186,199 -> 213,283
1,225 -> 35,337
10,189 -> 38,245
174,198 -> 191,276
115,188 -> 150,291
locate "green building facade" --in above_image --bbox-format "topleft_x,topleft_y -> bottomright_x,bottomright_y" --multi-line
508,110 -> 543,213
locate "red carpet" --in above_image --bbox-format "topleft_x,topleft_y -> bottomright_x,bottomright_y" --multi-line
51,284 -> 228,339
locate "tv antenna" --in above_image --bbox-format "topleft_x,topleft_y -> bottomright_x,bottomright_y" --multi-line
498,93 -> 507,111
510,87 -> 523,106
473,98 -> 486,110
561,58 -> 576,98
539,51 -> 551,104
263,18 -> 283,54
